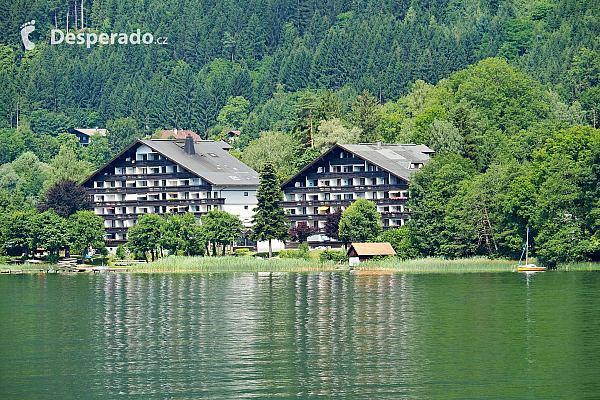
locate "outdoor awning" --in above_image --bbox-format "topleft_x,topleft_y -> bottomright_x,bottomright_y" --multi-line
318,206 -> 330,211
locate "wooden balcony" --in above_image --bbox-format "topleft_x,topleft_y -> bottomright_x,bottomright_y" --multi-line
281,197 -> 408,207
303,170 -> 386,180
283,184 -> 407,193
99,172 -> 197,182
93,198 -> 225,207
101,211 -> 210,220
87,185 -> 213,194
286,211 -> 411,221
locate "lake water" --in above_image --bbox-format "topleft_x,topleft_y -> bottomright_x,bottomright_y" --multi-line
1,272 -> 599,399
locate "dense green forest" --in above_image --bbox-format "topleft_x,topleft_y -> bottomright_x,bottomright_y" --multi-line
0,0 -> 598,264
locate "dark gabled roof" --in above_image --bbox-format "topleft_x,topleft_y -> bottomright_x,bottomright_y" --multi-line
71,128 -> 107,137
81,139 -> 259,187
280,143 -> 434,188
347,243 -> 396,256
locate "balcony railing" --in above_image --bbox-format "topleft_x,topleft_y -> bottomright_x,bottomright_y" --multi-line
100,172 -> 197,182
281,197 -> 408,207
93,198 -> 225,207
284,184 -> 406,193
304,170 -> 386,180
100,211 -> 210,220
87,185 -> 213,194
286,211 -> 411,220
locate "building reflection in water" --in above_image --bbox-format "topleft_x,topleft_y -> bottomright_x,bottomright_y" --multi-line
93,273 -> 421,397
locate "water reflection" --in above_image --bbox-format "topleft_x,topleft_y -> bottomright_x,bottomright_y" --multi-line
1,272 -> 600,399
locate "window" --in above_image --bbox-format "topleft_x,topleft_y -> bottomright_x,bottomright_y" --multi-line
244,205 -> 249,210
244,192 -> 249,197
360,178 -> 365,185
344,194 -> 353,200
290,209 -> 296,215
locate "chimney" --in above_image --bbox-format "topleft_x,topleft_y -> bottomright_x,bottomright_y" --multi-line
184,135 -> 195,155
376,141 -> 382,150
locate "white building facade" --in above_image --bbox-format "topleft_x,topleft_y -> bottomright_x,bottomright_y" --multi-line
81,137 -> 259,252
280,143 -> 434,244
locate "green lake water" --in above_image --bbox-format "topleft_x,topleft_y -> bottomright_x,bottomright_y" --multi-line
1,272 -> 599,399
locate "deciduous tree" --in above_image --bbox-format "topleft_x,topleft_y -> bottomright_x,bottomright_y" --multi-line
37,179 -> 90,218
289,222 -> 315,243
127,213 -> 165,262
68,211 -> 105,263
338,199 -> 381,244
200,210 -> 243,255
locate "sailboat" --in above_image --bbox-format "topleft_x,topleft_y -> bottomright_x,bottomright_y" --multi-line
517,227 -> 547,272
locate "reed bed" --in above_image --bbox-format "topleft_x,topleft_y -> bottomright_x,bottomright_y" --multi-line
555,262 -> 600,271
131,255 -> 518,274
357,257 -> 517,273
0,263 -> 45,272
129,256 -> 339,273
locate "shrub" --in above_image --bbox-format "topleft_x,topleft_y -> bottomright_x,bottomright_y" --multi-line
254,251 -> 280,258
115,245 -> 126,260
279,248 -> 309,259
319,250 -> 347,263
235,248 -> 250,256
298,242 -> 310,257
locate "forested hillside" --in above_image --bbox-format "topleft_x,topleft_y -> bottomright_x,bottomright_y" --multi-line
0,0 -> 598,264
1,0 -> 598,135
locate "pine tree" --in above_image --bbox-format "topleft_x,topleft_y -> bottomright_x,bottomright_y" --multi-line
250,161 -> 289,257
295,90 -> 318,148
351,90 -> 381,143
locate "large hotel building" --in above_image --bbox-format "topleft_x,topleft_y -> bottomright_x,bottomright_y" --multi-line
81,137 -> 259,251
280,143 -> 434,241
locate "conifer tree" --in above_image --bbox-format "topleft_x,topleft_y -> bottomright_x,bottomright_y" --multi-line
351,90 -> 381,143
250,161 -> 289,257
